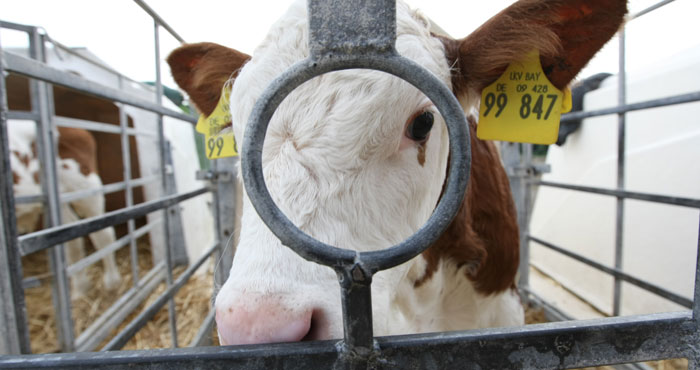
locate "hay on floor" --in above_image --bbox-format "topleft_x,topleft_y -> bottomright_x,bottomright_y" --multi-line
22,238 -> 216,353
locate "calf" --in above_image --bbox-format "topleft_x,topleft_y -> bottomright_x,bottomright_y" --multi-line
9,121 -> 121,297
169,0 -> 626,344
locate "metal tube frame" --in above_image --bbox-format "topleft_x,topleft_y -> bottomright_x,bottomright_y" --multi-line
1,0 -> 699,368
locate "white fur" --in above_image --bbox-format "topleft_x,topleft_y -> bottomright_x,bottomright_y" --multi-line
216,0 -> 522,340
8,120 -> 121,297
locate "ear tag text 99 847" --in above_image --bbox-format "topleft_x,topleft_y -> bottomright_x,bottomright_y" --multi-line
196,89 -> 238,159
477,50 -> 572,145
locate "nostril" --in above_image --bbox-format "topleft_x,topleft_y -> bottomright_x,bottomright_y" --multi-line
301,308 -> 326,342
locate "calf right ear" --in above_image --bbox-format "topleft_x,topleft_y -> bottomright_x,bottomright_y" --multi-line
167,42 -> 250,116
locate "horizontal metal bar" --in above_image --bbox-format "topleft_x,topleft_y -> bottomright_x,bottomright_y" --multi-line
536,180 -> 700,209
75,263 -> 166,352
14,174 -> 160,205
630,0 -> 676,20
2,51 -> 197,124
530,236 -> 694,308
1,312 -> 695,369
132,0 -> 186,44
101,243 -> 218,351
0,20 -> 35,33
188,308 -> 216,348
18,187 -> 210,256
60,174 -> 160,204
560,91 -> 700,123
65,221 -> 160,277
6,111 -> 38,121
20,276 -> 43,290
54,116 -> 158,138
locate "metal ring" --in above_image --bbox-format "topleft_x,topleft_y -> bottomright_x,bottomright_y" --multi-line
241,53 -> 471,273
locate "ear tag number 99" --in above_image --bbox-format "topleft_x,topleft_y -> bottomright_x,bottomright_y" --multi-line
195,88 -> 239,159
477,50 -> 572,145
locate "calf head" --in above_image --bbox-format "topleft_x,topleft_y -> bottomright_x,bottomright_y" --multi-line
169,0 -> 626,345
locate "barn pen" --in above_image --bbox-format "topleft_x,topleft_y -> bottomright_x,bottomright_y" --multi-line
1,0 -> 699,370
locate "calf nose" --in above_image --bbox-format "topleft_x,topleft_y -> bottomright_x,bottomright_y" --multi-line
216,300 -> 313,345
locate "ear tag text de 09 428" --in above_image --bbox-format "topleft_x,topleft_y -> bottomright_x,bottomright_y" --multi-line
195,89 -> 238,159
477,50 -> 572,145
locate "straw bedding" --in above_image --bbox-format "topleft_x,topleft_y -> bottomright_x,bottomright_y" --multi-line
22,239 -> 216,353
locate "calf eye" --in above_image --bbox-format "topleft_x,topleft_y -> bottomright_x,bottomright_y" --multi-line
405,111 -> 434,141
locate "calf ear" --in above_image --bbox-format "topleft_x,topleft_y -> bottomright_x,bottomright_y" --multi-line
442,0 -> 627,99
167,42 -> 250,116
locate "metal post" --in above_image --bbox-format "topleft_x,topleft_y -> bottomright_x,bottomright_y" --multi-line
153,19 -> 178,348
29,30 -> 76,352
613,29 -> 627,316
502,142 -> 531,294
212,157 -> 238,287
0,32 -> 32,355
689,218 -> 700,370
118,103 -> 140,286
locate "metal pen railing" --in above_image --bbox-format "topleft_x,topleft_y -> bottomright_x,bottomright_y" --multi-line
0,0 -> 225,355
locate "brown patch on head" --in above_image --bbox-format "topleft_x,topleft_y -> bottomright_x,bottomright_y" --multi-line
12,171 -> 20,185
416,142 -> 426,166
416,117 -> 519,295
440,0 -> 627,98
32,171 -> 40,184
56,127 -> 97,176
167,42 -> 250,116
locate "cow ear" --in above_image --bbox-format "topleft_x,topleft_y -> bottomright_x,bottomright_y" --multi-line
442,0 -> 627,100
167,42 -> 250,116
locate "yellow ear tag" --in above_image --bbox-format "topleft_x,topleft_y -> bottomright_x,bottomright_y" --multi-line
195,89 -> 238,159
477,50 -> 572,145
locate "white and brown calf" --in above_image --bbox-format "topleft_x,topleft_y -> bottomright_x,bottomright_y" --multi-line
9,121 -> 121,297
168,0 -> 626,345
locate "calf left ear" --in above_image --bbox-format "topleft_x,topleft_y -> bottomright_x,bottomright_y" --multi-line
167,42 -> 250,116
442,0 -> 627,99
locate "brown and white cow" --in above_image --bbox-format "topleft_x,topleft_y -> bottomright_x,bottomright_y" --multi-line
9,121 -> 121,297
168,0 -> 626,345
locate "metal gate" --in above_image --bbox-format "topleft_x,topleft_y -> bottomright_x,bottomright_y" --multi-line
0,0 -> 235,356
1,0 -> 699,369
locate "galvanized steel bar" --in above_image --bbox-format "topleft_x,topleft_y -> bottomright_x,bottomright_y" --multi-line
65,221 -> 160,277
613,29 -> 627,316
153,19 -> 179,349
212,158 -> 237,288
133,0 -> 187,44
30,30 -> 76,352
6,111 -> 38,121
530,235 -> 693,308
631,0 -> 676,19
14,174 -> 160,205
1,51 -> 196,124
560,90 -> 700,123
18,187 -> 210,256
0,31 -> 32,356
2,312 -> 697,369
100,243 -> 218,351
535,180 -> 700,209
119,103 -> 141,287
188,308 -> 216,348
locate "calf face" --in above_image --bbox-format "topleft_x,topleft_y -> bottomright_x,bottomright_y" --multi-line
169,0 -> 626,345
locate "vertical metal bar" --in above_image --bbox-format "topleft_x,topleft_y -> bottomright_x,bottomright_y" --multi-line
0,31 -> 32,355
690,217 -> 700,370
213,157 -> 238,288
613,29 -> 627,316
118,103 -> 140,286
519,144 -> 533,290
337,266 -> 374,362
30,30 -> 76,352
153,19 -> 178,348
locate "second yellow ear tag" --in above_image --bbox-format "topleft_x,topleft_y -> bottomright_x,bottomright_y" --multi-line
477,50 -> 572,145
195,89 -> 238,159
